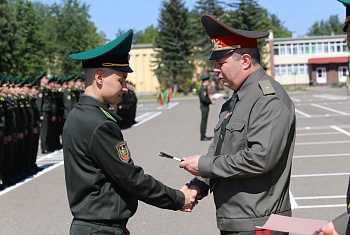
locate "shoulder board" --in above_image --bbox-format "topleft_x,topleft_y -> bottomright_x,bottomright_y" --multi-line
68,88 -> 71,92
99,107 -> 117,123
258,80 -> 275,95
0,97 -> 4,101
40,87 -> 44,91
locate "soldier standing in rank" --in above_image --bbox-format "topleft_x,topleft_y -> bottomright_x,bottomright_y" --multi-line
51,77 -> 64,151
198,74 -> 214,141
37,72 -> 54,154
29,78 -> 41,172
63,75 -> 77,120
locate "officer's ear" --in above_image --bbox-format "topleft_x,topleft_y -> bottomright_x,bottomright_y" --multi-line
241,54 -> 252,70
95,70 -> 104,85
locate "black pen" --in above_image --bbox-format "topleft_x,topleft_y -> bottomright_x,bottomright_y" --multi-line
159,152 -> 183,162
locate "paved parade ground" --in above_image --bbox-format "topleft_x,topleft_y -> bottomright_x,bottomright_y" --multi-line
1,86 -> 350,234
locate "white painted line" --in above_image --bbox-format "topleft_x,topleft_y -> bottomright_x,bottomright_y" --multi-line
311,103 -> 349,116
296,132 -> 339,136
295,109 -> 311,118
331,125 -> 350,137
135,112 -> 151,120
294,195 -> 345,200
294,153 -> 350,158
0,161 -> 64,197
289,191 -> 298,210
157,102 -> 179,110
291,98 -> 301,103
292,172 -> 350,178
313,94 -> 347,100
296,204 -> 346,209
296,140 -> 350,145
133,111 -> 162,126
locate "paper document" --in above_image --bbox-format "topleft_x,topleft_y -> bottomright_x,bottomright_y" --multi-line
258,214 -> 327,235
211,93 -> 224,100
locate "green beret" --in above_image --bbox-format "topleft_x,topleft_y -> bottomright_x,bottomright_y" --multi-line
201,74 -> 211,81
69,29 -> 134,73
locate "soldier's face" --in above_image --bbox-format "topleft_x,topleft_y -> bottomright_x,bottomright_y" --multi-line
101,69 -> 128,104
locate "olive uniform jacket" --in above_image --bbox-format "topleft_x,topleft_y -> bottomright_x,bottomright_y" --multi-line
192,68 -> 296,231
63,94 -> 184,222
199,84 -> 212,106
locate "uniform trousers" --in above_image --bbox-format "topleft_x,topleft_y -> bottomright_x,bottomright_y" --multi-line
70,218 -> 128,235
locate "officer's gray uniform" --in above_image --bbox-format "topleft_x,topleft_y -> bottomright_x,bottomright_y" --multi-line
193,68 -> 296,232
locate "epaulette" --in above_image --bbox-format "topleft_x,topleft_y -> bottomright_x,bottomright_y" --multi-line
39,87 -> 44,91
0,97 -> 5,102
68,88 -> 71,92
99,107 -> 117,123
258,80 -> 275,95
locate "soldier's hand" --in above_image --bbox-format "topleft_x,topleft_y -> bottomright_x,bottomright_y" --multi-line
179,184 -> 197,212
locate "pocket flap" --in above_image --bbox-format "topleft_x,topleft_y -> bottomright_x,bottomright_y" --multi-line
226,121 -> 245,131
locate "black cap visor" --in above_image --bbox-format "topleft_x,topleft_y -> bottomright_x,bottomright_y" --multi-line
209,49 -> 234,60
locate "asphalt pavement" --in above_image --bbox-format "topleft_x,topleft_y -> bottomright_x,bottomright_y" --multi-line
0,85 -> 350,234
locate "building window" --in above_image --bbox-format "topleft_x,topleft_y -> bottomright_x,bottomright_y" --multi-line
338,66 -> 348,83
274,48 -> 279,55
286,44 -> 292,54
330,42 -> 335,52
312,43 -> 316,53
305,43 -> 310,54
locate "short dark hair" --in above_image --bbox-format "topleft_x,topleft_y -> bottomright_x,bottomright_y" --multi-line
233,48 -> 261,65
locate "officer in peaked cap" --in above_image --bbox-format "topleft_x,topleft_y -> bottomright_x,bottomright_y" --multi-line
180,14 -> 296,235
63,29 -> 192,235
198,74 -> 214,141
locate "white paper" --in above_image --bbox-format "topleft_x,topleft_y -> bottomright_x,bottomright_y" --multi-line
259,214 -> 327,235
211,93 -> 224,100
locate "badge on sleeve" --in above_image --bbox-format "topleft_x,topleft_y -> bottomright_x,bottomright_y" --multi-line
115,141 -> 131,162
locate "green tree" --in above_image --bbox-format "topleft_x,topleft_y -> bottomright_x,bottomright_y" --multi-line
154,0 -> 194,92
307,15 -> 343,36
134,25 -> 158,44
42,0 -> 104,76
188,0 -> 225,72
268,13 -> 292,38
11,0 -> 46,78
0,0 -> 18,75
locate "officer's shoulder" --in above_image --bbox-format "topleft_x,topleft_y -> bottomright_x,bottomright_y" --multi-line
258,80 -> 275,96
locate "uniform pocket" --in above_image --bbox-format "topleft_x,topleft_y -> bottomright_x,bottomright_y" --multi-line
226,120 -> 245,132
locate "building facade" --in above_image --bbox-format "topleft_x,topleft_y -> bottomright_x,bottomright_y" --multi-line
266,32 -> 349,86
128,33 -> 350,94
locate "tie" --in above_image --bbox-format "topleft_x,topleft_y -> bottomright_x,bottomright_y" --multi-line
210,93 -> 238,191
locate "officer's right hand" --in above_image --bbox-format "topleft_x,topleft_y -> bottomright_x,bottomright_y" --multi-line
179,184 -> 197,212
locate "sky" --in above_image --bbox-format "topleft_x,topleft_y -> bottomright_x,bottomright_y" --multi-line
40,0 -> 345,40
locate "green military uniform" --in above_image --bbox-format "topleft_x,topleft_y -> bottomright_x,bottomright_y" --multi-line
199,74 -> 212,141
189,15 -> 296,234
36,73 -> 53,153
62,75 -> 77,119
63,29 -> 185,235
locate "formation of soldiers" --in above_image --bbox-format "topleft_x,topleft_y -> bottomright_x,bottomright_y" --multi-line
0,71 -> 84,189
0,71 -> 138,190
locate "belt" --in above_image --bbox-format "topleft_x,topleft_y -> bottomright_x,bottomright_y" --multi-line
74,218 -> 126,228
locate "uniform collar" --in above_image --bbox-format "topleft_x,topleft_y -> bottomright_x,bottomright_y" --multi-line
78,94 -> 110,111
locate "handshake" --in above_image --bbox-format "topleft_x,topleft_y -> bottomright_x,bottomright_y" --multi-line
179,184 -> 202,212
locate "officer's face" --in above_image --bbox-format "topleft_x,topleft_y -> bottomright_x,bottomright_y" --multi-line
213,53 -> 246,91
101,69 -> 128,104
